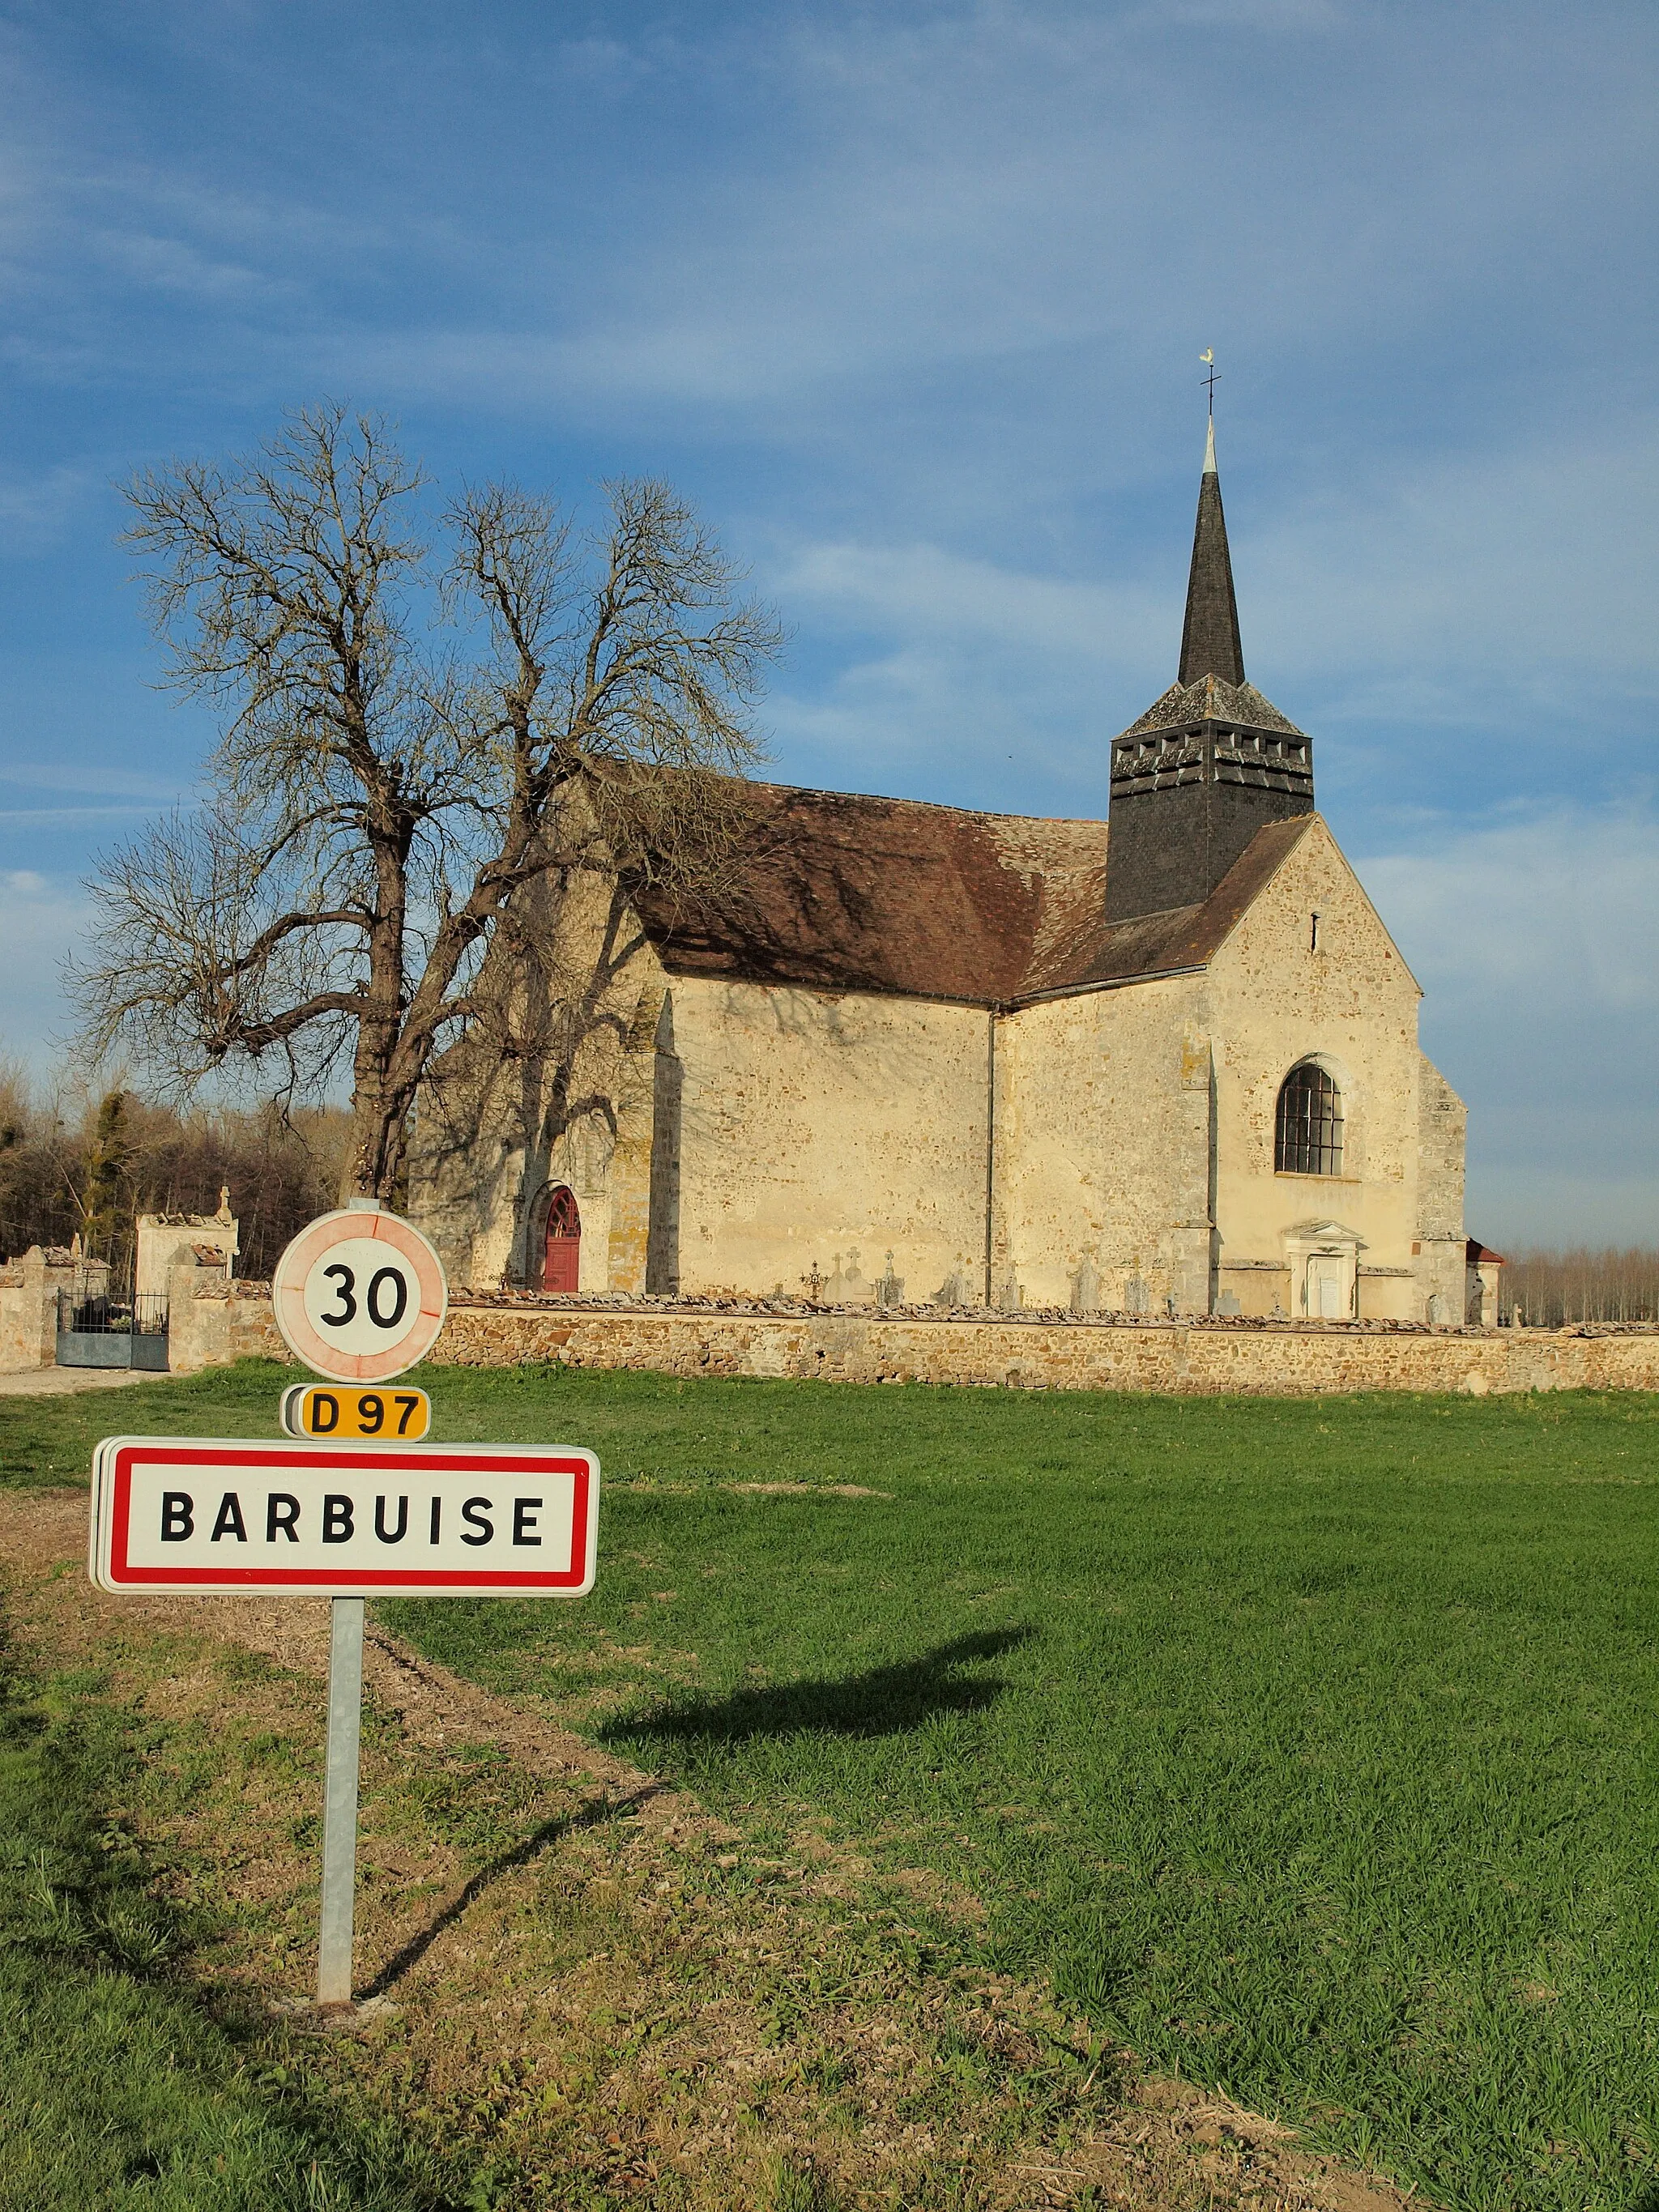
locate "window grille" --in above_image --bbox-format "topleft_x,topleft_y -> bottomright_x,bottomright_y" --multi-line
1276,1062 -> 1343,1175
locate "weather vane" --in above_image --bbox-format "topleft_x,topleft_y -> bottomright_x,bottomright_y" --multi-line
1201,348 -> 1218,416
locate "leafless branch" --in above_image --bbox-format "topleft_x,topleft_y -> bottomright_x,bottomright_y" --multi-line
71,414 -> 780,1200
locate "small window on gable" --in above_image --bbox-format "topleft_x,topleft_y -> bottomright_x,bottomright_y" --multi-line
1276,1062 -> 1343,1176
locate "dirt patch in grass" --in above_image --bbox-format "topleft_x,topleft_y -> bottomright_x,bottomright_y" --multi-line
3,1487 -> 1415,2212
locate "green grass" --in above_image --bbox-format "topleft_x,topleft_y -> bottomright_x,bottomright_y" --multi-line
0,1613 -> 463,2211
9,1360 -> 1659,2210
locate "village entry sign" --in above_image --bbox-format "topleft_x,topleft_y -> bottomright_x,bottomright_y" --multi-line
88,1199 -> 601,2010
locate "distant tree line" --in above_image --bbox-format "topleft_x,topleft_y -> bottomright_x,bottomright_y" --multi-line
0,1068 -> 348,1287
1501,1248 -> 1659,1327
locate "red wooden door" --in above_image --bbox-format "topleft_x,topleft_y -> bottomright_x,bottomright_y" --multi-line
542,1186 -> 581,1293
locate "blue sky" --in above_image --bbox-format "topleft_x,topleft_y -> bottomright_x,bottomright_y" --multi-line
0,0 -> 1654,1244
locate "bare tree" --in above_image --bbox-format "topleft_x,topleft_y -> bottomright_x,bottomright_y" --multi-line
70,406 -> 781,1200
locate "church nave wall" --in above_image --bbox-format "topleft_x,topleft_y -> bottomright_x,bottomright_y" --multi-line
663,977 -> 991,1303
996,975 -> 1211,1315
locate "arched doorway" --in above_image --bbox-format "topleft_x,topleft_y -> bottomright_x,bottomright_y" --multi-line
539,1185 -> 581,1293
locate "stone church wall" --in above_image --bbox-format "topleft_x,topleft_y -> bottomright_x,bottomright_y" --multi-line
1205,819 -> 1430,1321
997,974 -> 1209,1313
1416,1059 -> 1470,1322
663,978 -> 991,1303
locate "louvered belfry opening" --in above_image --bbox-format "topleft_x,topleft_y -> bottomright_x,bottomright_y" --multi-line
1105,426 -> 1315,923
1276,1062 -> 1344,1177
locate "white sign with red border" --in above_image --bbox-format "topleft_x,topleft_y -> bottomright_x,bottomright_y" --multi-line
272,1208 -> 448,1383
89,1436 -> 599,1598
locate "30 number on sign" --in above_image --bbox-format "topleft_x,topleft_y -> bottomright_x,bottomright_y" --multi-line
318,1261 -> 408,1331
301,1240 -> 422,1353
271,1208 -> 447,1384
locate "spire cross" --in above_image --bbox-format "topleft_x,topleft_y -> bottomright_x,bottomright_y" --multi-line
1201,348 -> 1218,416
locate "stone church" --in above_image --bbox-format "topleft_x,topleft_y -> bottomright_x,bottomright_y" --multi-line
411,428 -> 1479,1325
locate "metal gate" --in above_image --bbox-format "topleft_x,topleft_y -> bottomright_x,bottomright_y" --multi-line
56,1285 -> 169,1370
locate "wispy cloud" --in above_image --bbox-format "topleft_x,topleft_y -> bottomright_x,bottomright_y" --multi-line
0,868 -> 85,1063
0,807 -> 170,826
0,0 -> 1650,1240
0,461 -> 95,547
1356,805 -> 1659,1243
0,761 -> 187,800
1244,422 -> 1659,704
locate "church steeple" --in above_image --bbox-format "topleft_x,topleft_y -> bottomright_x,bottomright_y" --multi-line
1178,419 -> 1246,687
1103,419 -> 1314,924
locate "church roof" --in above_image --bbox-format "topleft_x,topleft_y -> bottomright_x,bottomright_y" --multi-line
632,779 -> 1315,1008
1116,672 -> 1303,740
1031,812 -> 1315,998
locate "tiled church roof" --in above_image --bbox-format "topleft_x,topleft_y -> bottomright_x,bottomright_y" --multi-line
632,779 -> 1314,1008
1116,672 -> 1303,739
632,421 -> 1316,1008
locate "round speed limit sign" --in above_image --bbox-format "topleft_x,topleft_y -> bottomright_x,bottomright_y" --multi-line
271,1207 -> 448,1383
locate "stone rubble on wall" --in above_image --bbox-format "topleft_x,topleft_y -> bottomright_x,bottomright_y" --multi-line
161,1276 -> 1659,1396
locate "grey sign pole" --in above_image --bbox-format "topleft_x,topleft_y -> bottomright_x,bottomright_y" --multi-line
317,1595 -> 365,2007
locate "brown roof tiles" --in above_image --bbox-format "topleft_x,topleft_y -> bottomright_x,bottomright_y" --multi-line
632,779 -> 1315,1008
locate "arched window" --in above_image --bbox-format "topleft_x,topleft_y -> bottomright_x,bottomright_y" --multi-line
1276,1062 -> 1343,1176
537,1185 -> 582,1293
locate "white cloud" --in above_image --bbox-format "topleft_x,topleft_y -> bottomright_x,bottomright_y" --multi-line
1358,811 -> 1659,1019
0,869 -> 86,1070
1244,423 -> 1659,707
0,808 -> 173,827
0,461 -> 94,548
1354,807 -> 1659,1245
0,761 -> 186,800
779,540 -> 1163,661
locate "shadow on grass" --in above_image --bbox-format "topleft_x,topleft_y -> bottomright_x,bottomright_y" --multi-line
360,1780 -> 667,1998
602,1626 -> 1034,1748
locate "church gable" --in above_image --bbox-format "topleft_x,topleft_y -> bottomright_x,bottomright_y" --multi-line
1206,814 -> 1418,1004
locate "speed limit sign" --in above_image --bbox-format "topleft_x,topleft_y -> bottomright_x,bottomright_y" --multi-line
271,1205 -> 448,1383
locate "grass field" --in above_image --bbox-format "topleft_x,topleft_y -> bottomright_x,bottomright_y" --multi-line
0,1610 -> 454,2211
6,1362 -> 1659,2212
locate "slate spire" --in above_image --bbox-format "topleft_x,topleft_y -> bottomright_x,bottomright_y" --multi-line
1176,416 -> 1246,687
1104,419 -> 1313,924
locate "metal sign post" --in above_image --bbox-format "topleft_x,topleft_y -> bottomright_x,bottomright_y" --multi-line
318,1596 -> 365,2008
90,1431 -> 601,2010
271,1198 -> 446,2010
90,1199 -> 602,2019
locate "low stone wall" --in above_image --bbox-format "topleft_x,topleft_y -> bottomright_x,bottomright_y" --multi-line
432,1303 -> 1659,1396
0,1247 -> 88,1372
168,1268 -> 290,1374
162,1280 -> 1659,1396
